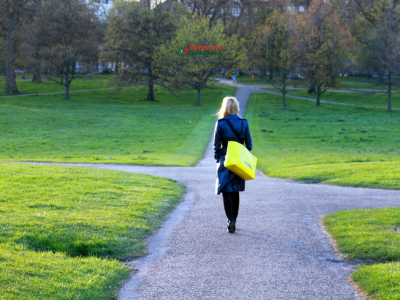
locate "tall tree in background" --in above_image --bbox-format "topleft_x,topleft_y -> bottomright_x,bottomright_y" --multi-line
0,0 -> 34,93
248,10 -> 296,109
40,0 -> 100,99
102,1 -> 188,101
351,0 -> 400,111
0,35 -> 5,73
153,16 -> 241,105
20,0 -> 46,82
294,0 -> 352,106
245,8 -> 282,81
181,0 -> 286,37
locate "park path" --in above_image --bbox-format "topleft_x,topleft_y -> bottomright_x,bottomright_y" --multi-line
26,86 -> 400,299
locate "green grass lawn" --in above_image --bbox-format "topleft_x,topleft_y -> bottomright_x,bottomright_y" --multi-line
246,93 -> 400,189
265,87 -> 400,108
0,163 -> 185,299
226,72 -> 396,93
324,208 -> 400,299
0,75 -> 123,96
340,81 -> 400,92
0,85 -> 235,166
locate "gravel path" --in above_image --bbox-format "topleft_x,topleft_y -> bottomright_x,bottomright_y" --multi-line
23,86 -> 400,299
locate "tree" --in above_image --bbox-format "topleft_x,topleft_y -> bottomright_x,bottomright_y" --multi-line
0,0 -> 34,93
351,0 -> 400,111
0,35 -> 6,74
39,0 -> 100,99
153,16 -> 241,105
102,0 -> 188,101
249,10 -> 296,109
294,0 -> 352,106
246,8 -> 276,80
20,0 -> 46,83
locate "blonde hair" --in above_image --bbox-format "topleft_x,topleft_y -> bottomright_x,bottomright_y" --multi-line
216,96 -> 240,119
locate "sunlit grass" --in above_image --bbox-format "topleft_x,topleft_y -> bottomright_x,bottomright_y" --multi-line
0,75 -> 122,96
0,85 -> 235,166
0,163 -> 185,299
324,208 -> 400,300
265,87 -> 400,108
246,93 -> 400,189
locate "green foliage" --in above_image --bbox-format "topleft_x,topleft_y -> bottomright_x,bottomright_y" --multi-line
102,0 -> 189,100
0,163 -> 185,298
39,0 -> 101,99
153,16 -> 241,105
293,0 -> 352,105
246,93 -> 400,189
246,10 -> 296,108
0,85 -> 235,165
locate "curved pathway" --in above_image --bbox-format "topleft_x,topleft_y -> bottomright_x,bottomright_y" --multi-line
24,86 -> 400,299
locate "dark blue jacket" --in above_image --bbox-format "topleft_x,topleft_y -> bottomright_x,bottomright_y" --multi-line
213,114 -> 253,195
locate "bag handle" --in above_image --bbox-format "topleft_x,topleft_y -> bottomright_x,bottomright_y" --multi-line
220,119 -> 244,144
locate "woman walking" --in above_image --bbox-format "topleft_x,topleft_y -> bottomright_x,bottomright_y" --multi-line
214,96 -> 252,233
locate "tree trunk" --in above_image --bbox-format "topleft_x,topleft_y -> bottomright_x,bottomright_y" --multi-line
388,72 -> 392,111
65,72 -> 70,100
376,72 -> 384,85
269,67 -> 273,80
316,85 -> 321,106
196,89 -> 201,106
4,18 -> 18,93
260,68 -> 265,79
32,66 -> 42,83
147,66 -> 155,101
147,79 -> 154,101
308,80 -> 316,94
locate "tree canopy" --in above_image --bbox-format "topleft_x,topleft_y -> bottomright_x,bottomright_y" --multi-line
153,16 -> 241,105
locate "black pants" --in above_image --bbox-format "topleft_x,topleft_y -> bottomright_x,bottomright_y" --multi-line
222,192 -> 240,221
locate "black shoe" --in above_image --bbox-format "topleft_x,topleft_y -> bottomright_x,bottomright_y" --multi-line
227,220 -> 236,233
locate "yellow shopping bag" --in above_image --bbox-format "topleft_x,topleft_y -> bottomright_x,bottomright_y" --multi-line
224,141 -> 257,180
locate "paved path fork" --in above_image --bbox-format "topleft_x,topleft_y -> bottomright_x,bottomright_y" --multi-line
25,86 -> 400,299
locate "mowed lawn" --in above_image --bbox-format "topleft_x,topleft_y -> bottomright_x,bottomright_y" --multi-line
265,87 -> 400,108
0,85 -> 235,166
0,75 -> 121,96
246,93 -> 400,189
324,208 -> 400,300
0,163 -> 185,299
236,73 -> 398,92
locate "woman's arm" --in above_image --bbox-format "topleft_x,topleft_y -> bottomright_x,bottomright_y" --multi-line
213,121 -> 222,162
245,121 -> 253,151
